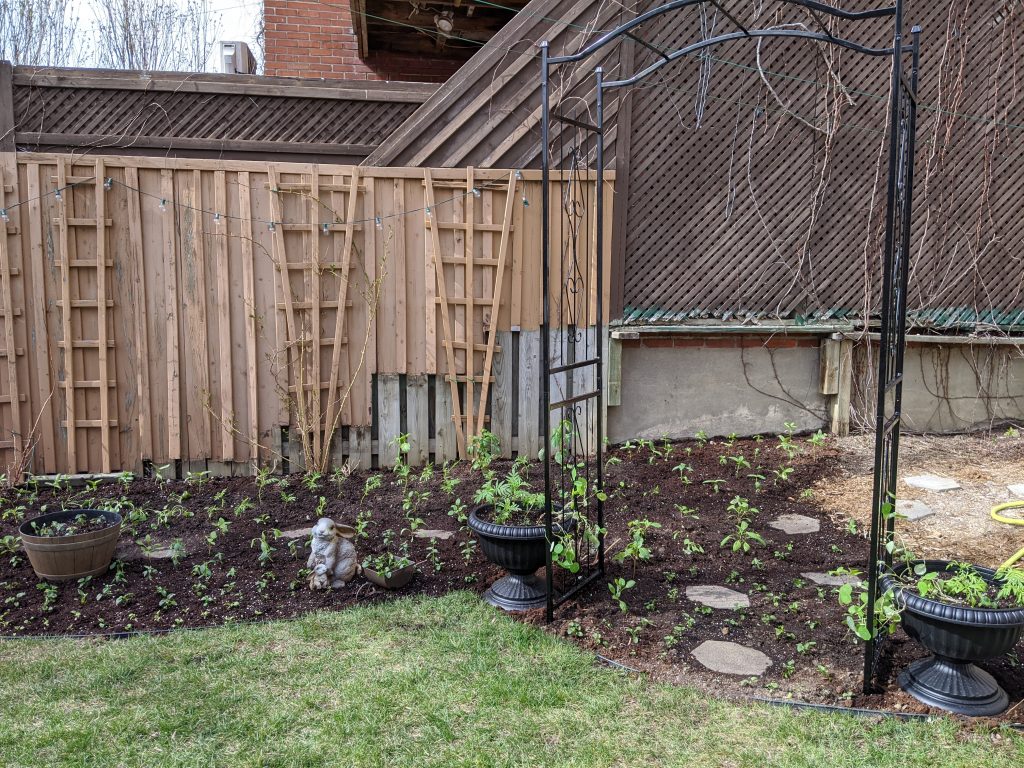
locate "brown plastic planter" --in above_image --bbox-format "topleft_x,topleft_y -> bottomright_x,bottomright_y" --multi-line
363,563 -> 416,590
19,509 -> 122,582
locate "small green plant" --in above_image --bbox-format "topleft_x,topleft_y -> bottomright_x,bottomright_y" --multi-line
702,478 -> 727,494
362,551 -> 412,579
168,538 -> 186,567
608,577 -> 636,612
680,537 -> 704,556
467,430 -> 500,472
250,532 -> 276,566
720,520 -> 765,554
613,519 -> 661,576
362,475 -> 383,503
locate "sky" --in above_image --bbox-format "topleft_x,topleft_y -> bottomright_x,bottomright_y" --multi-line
76,0 -> 264,71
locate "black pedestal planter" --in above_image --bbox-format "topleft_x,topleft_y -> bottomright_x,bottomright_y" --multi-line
880,560 -> 1024,716
468,504 -> 573,612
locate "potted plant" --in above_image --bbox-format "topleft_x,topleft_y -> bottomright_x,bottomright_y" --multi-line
362,552 -> 416,589
19,508 -> 122,582
468,460 -> 574,611
879,560 -> 1024,716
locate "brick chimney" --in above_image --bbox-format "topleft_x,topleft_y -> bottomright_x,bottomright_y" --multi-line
263,0 -> 463,82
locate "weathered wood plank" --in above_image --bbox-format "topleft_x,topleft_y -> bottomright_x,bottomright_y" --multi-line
517,329 -> 541,460
492,330 -> 513,458
376,373 -> 401,467
406,374 -> 429,466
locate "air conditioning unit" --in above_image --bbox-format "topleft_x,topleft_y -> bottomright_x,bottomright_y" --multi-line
218,41 -> 256,75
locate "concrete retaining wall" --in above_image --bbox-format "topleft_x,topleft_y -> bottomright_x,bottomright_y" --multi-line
607,332 -> 1024,442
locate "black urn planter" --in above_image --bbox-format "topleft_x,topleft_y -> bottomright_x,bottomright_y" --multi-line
880,560 -> 1024,716
467,504 -> 573,612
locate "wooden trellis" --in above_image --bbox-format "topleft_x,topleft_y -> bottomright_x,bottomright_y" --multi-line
54,158 -> 117,474
268,165 -> 373,468
0,163 -> 23,473
424,168 -> 517,459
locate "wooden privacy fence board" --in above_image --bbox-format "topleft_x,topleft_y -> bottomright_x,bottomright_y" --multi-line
0,154 -> 609,475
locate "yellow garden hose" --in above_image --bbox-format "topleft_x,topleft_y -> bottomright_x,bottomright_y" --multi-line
991,501 -> 1024,571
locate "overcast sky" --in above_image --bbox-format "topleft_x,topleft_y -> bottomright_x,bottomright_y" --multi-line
78,0 -> 263,70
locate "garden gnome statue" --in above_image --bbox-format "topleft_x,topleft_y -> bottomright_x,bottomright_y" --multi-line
307,518 -> 359,589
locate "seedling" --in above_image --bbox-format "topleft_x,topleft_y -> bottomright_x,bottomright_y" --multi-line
608,577 -> 636,612
702,478 -> 727,494
720,520 -> 765,554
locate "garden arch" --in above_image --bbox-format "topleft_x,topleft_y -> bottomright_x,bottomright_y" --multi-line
539,0 -> 920,693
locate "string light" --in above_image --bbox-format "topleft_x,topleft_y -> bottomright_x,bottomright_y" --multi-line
214,212 -> 222,225
159,199 -> 167,212
103,177 -> 113,191
268,221 -> 276,232
321,222 -> 330,236
54,188 -> 62,201
425,206 -> 432,220
471,187 -> 481,198
0,209 -> 8,223
375,216 -> 383,230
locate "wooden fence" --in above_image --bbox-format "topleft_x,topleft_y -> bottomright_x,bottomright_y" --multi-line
0,154 -> 611,477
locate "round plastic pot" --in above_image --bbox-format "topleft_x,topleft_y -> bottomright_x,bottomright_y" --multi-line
19,509 -> 122,582
880,560 -> 1024,716
467,504 -> 574,612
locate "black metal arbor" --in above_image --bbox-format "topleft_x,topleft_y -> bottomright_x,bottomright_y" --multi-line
539,1 -> 920,692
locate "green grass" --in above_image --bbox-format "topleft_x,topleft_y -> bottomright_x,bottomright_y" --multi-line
0,593 -> 1020,768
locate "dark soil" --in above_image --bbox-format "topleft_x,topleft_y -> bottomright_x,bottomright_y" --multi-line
0,437 -> 1020,722
23,513 -> 114,537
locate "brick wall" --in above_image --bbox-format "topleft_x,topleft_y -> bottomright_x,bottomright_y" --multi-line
263,0 -> 463,82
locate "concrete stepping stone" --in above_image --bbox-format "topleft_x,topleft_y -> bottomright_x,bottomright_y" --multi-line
686,585 -> 749,610
896,499 -> 935,522
905,474 -> 960,492
413,529 -> 456,540
767,514 -> 819,535
279,527 -> 312,540
144,547 -> 174,560
1007,484 -> 1024,498
692,640 -> 771,676
801,571 -> 861,587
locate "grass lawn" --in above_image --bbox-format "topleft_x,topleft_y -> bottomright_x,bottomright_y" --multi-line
0,592 -> 1020,768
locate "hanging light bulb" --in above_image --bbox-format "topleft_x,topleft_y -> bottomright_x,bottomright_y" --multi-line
103,177 -> 113,191
268,221 -> 276,232
159,199 -> 167,212
0,209 -> 8,223
471,187 -> 481,198
54,188 -> 63,202
214,212 -> 222,225
522,196 -> 530,207
375,216 -> 383,231
321,222 -> 330,236
515,170 -> 523,180
425,206 -> 432,220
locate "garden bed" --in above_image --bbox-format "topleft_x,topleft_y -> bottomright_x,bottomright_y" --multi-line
0,434 -> 1020,720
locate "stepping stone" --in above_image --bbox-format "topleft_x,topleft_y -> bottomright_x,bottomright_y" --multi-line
413,529 -> 456,540
145,547 -> 174,560
686,585 -> 749,610
801,571 -> 861,587
896,499 -> 935,522
279,527 -> 312,540
1008,484 -> 1024,498
692,640 -> 771,676
905,474 -> 960,492
767,514 -> 819,535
